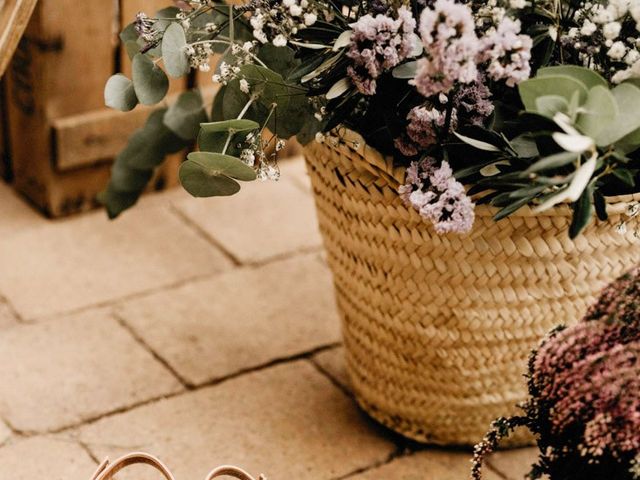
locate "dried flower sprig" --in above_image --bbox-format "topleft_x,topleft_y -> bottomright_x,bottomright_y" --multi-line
471,266 -> 640,480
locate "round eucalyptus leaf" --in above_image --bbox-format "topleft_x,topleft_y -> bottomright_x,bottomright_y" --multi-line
98,185 -> 141,220
577,86 -> 618,140
179,160 -> 242,197
537,65 -> 607,90
111,160 -> 153,192
197,129 -> 228,154
518,75 -> 588,116
104,74 -> 138,112
200,119 -> 260,133
186,152 -> 257,181
118,130 -> 159,170
162,23 -> 190,78
132,54 -> 169,105
164,90 -> 208,140
239,64 -> 289,110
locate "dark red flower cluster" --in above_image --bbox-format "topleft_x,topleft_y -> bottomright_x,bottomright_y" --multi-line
472,266 -> 640,480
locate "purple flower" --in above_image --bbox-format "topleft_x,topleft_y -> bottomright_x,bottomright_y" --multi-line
403,105 -> 458,152
412,0 -> 479,97
478,17 -> 532,87
400,158 -> 475,234
453,77 -> 494,124
347,6 -> 417,95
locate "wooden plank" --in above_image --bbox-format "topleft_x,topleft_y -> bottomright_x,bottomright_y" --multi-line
0,0 -> 38,76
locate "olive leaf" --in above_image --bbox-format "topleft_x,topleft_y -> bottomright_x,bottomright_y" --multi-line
104,74 -> 138,112
132,54 -> 169,105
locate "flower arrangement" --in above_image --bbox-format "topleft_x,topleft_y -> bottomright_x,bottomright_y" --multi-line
103,0 -> 640,237
471,266 -> 640,480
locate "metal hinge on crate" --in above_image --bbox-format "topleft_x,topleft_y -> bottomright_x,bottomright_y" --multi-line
90,452 -> 267,480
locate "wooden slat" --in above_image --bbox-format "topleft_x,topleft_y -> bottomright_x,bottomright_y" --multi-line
0,0 -> 38,76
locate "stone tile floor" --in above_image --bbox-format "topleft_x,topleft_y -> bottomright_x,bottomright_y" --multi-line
0,157 -> 536,479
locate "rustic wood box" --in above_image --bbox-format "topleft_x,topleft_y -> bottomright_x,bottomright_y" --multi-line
1,0 -> 188,217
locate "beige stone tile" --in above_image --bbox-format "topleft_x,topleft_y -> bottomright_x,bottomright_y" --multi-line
117,255 -> 341,386
174,175 -> 322,265
0,182 -> 43,237
79,362 -> 396,480
279,155 -> 312,192
0,206 -> 231,319
488,447 -> 539,479
350,450 -> 502,480
0,310 -> 182,433
0,436 -> 96,480
312,346 -> 351,392
0,302 -> 18,329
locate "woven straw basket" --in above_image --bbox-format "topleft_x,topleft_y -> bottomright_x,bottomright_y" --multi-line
303,130 -> 640,446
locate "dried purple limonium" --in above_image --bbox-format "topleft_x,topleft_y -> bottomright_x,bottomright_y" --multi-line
347,6 -> 417,95
412,0 -> 479,97
471,266 -> 640,480
399,158 -> 475,234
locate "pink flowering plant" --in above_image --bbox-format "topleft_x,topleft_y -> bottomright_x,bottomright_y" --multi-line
103,0 -> 640,237
471,266 -> 640,480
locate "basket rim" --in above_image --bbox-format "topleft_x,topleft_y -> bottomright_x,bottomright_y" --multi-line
304,128 -> 640,219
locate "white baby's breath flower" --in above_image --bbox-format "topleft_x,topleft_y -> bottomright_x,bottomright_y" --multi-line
272,34 -> 287,47
581,20 -> 597,35
603,21 -> 622,39
304,12 -> 317,26
239,79 -> 250,94
608,41 -> 627,59
315,132 -> 326,143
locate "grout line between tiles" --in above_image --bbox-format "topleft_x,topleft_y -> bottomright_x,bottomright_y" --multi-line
111,310 -> 191,388
7,341 -> 342,438
168,204 -> 242,267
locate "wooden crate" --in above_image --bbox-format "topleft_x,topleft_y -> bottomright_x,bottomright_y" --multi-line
2,0 -> 188,217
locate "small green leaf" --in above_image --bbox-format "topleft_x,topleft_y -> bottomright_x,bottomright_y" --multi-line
111,160 -> 153,192
180,162 -> 241,197
519,75 -> 588,115
569,184 -> 594,239
162,23 -> 189,77
612,168 -> 636,186
104,74 -> 138,112
199,119 -> 260,133
537,66 -> 608,90
577,86 -> 618,140
525,151 -> 579,173
164,90 -> 208,140
179,152 -> 256,197
534,95 -> 568,117
132,54 -> 169,105
392,61 -> 419,79
98,185 -> 141,219
453,132 -> 501,152
597,83 -> 640,146
186,152 -> 257,181
326,78 -> 351,100
257,44 -> 300,77
593,189 -> 608,221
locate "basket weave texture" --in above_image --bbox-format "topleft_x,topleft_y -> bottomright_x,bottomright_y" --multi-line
304,131 -> 640,446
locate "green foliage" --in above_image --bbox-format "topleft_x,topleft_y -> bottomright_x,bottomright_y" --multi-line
132,54 -> 169,105
163,90 -> 208,140
104,74 -> 138,112
179,152 -> 256,197
162,23 -> 189,78
98,109 -> 188,219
